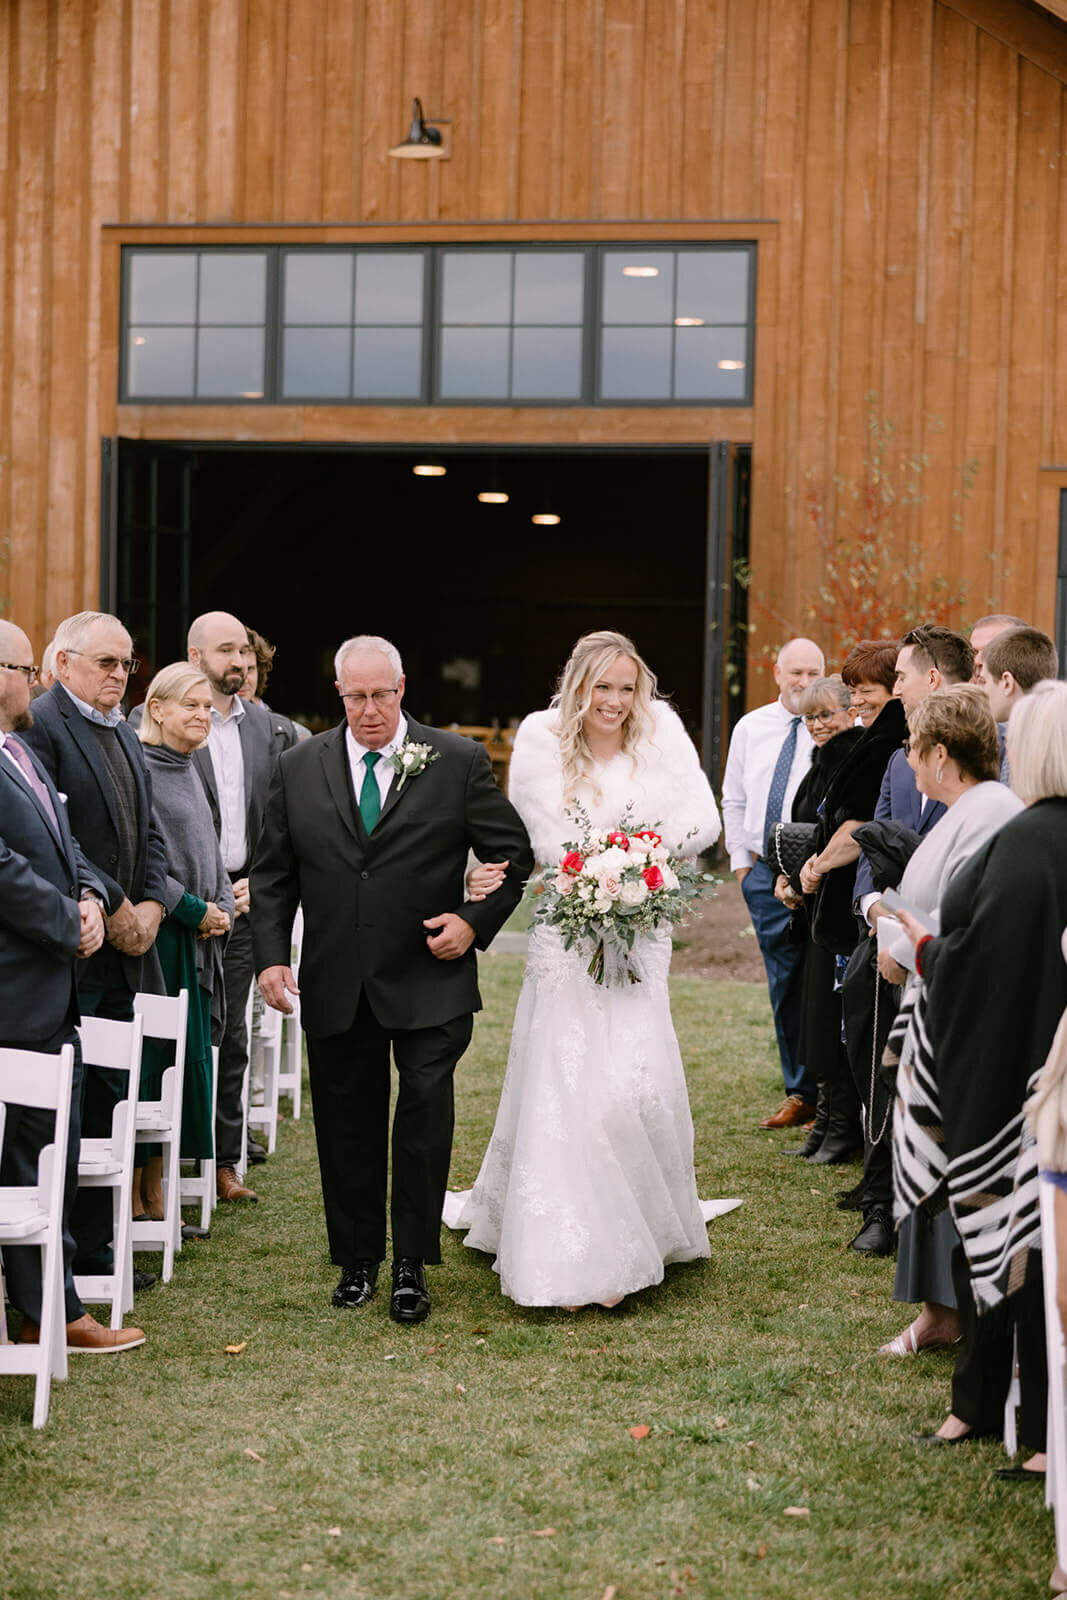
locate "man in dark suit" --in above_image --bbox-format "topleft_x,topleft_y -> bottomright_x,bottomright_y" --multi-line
844,624 -> 974,1254
252,634 -> 533,1325
24,610 -> 170,1283
0,619 -> 144,1352
184,610 -> 296,1200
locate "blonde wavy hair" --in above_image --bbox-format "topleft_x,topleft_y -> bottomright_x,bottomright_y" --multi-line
552,630 -> 658,804
139,662 -> 212,747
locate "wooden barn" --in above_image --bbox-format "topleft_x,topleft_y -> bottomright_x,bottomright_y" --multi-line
1,0 -> 1065,760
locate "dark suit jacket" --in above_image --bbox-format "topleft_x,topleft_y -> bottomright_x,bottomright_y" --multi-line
250,718 -> 534,1036
0,743 -> 105,1042
853,747 -> 947,906
22,684 -> 170,991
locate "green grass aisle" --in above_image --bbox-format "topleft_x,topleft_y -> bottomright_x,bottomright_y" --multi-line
0,958 -> 1052,1600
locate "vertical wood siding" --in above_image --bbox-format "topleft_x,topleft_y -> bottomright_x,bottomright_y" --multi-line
1,0 -> 1065,694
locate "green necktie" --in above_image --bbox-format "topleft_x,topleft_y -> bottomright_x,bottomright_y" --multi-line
359,751 -> 382,832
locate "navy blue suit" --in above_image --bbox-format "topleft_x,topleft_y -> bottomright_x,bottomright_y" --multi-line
0,741 -> 104,1322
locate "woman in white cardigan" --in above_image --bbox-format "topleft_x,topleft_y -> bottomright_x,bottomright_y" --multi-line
458,630 -> 721,1310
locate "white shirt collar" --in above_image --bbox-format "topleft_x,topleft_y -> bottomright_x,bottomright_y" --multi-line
346,713 -> 408,766
210,695 -> 245,725
58,680 -> 124,728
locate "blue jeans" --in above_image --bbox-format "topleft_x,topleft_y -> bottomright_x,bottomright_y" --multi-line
740,858 -> 814,1102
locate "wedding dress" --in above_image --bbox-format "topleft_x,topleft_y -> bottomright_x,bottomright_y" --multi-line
454,699 -> 723,1307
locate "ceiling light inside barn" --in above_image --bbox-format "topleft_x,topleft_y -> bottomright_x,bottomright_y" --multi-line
531,513 -> 561,525
622,266 -> 659,277
413,464 -> 447,477
477,491 -> 509,504
674,317 -> 704,326
718,360 -> 745,370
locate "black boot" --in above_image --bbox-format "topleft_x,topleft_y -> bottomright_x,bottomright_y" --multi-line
809,1065 -> 863,1165
849,1204 -> 895,1255
782,1081 -> 828,1158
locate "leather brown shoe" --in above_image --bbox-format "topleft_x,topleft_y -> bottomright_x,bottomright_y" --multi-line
216,1165 -> 258,1202
759,1094 -> 817,1129
20,1311 -> 146,1353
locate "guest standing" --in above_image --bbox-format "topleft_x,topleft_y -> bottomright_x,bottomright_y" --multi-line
722,637 -> 825,1129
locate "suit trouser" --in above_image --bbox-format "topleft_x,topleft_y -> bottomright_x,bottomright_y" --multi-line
305,991 -> 474,1266
216,911 -> 254,1170
0,1028 -> 86,1324
72,968 -> 134,1273
950,1241 -> 1047,1449
740,860 -> 815,1101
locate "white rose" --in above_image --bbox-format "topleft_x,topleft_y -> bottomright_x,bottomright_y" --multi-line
578,881 -> 595,900
619,878 -> 649,907
402,750 -> 417,767
593,891 -> 614,914
660,864 -> 679,891
589,846 -> 629,879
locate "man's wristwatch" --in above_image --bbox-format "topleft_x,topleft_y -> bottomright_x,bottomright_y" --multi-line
79,889 -> 106,910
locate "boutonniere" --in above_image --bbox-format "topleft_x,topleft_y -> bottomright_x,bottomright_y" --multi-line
390,739 -> 440,791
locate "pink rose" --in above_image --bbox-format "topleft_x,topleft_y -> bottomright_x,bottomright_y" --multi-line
601,873 -> 622,899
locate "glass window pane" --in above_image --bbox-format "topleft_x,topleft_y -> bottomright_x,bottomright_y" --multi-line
441,253 -> 512,324
128,253 -> 197,323
673,325 -> 749,400
355,253 -> 424,325
352,329 -> 423,398
126,327 -> 196,396
282,329 -> 351,397
675,250 -> 750,325
601,251 -> 674,323
511,327 -> 583,399
438,327 -> 510,398
284,254 -> 353,326
513,253 -> 584,325
198,254 -> 267,325
195,327 -> 266,397
599,327 -> 672,400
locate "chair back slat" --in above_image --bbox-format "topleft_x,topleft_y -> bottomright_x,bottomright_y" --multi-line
0,1047 -> 73,1113
133,988 -> 189,1046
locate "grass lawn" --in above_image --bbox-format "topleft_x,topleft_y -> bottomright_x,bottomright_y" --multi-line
0,959 -> 1053,1600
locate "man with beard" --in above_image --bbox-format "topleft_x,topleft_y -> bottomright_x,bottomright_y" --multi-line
186,611 -> 296,1201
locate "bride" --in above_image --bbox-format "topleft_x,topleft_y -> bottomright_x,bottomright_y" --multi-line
456,630 -> 722,1309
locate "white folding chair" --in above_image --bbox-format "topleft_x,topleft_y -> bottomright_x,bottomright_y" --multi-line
179,1043 -> 218,1230
277,906 -> 304,1119
74,1014 -> 144,1326
236,987 -> 252,1183
132,989 -> 189,1283
0,1044 -> 75,1428
247,989 -> 282,1156
1041,1178 -> 1067,1566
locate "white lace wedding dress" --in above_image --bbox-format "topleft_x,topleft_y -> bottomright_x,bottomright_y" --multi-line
454,699 -> 723,1307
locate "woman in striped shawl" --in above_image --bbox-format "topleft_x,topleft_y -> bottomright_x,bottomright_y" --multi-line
894,680 -> 1067,1468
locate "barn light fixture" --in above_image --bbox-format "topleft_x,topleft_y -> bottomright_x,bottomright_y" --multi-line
674,317 -> 704,327
477,491 -> 509,504
531,512 -> 561,526
622,266 -> 659,277
413,463 -> 447,477
389,99 -> 452,160
718,359 -> 745,370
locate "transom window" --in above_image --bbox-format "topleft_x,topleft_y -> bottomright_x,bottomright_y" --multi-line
120,244 -> 755,406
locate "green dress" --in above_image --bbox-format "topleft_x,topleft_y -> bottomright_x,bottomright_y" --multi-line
140,892 -> 214,1159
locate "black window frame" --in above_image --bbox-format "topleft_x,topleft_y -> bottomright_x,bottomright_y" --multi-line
119,242 -> 757,408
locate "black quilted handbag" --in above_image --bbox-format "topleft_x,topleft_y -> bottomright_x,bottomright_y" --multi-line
767,821 -> 818,896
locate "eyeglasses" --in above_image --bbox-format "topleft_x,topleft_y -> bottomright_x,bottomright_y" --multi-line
63,650 -> 139,675
803,709 -> 842,724
0,661 -> 39,683
339,689 -> 399,708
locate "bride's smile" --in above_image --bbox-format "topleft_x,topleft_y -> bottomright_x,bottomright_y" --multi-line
583,657 -> 637,749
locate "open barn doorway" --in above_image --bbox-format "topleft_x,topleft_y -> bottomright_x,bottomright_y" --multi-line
102,441 -> 749,774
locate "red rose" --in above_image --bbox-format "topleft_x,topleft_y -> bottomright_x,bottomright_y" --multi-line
560,851 -> 585,877
642,864 -> 664,891
635,830 -> 662,848
607,832 -> 630,851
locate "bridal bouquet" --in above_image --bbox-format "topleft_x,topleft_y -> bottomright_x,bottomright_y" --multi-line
530,807 -> 715,986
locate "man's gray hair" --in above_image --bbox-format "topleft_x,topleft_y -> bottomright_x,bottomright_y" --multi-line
334,634 -> 404,683
53,611 -> 129,654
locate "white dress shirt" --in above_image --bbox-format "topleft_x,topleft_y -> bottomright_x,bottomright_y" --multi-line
207,696 -> 248,873
721,697 -> 815,871
345,714 -> 409,809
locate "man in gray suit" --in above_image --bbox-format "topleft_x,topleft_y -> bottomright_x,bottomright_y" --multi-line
186,611 -> 295,1201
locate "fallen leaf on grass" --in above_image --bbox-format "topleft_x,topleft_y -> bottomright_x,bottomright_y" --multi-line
532,1527 -> 556,1538
456,1382 -> 466,1394
243,1448 -> 264,1463
591,1344 -> 608,1355
279,1591 -> 292,1598
425,1336 -> 452,1355
471,1327 -> 489,1335
326,1527 -> 342,1537
746,1475 -> 760,1491
474,1337 -> 487,1346
487,1537 -> 508,1546
264,1504 -> 277,1512
713,1416 -> 728,1430
601,1587 -> 618,1600
384,1354 -> 397,1361
809,1188 -> 822,1195
225,1341 -> 248,1355
783,1506 -> 810,1518
629,1424 -> 650,1439
301,1563 -> 313,1573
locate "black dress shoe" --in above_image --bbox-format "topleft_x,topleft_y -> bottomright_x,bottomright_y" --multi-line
332,1261 -> 379,1310
994,1464 -> 1046,1481
246,1139 -> 267,1166
849,1205 -> 895,1255
390,1258 -> 431,1325
836,1180 -> 866,1212
181,1223 -> 210,1241
132,1268 -> 157,1291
